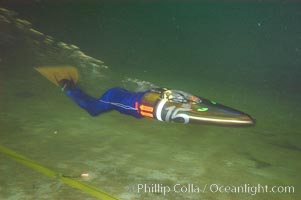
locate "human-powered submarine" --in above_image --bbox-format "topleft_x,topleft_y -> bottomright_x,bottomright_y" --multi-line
138,88 -> 255,126
36,66 -> 255,127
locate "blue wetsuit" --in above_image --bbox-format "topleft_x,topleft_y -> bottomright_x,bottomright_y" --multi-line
64,87 -> 148,118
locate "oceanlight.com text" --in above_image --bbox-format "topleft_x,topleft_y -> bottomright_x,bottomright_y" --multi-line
137,183 -> 295,196
209,183 -> 295,195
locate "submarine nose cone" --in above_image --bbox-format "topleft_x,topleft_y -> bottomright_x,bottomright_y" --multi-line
190,99 -> 256,126
212,103 -> 256,126
235,112 -> 256,126
215,104 -> 256,126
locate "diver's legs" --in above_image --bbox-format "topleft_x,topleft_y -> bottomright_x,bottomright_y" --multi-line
64,87 -> 112,116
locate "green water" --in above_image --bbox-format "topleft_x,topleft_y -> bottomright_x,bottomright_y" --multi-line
0,2 -> 300,200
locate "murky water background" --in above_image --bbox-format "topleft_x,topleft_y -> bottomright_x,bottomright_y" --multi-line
0,2 -> 300,200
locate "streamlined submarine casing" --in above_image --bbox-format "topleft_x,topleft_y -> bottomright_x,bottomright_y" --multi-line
139,89 -> 255,127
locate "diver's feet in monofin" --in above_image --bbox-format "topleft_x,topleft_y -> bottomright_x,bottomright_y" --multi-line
59,79 -> 76,91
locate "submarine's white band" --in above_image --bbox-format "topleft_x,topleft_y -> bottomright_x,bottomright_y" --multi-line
156,99 -> 168,121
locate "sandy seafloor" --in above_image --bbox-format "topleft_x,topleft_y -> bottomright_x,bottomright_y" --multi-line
0,1 -> 300,200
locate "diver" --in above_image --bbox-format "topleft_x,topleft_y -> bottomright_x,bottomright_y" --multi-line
35,66 -> 255,126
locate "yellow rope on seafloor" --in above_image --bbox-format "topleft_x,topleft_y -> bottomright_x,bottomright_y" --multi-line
0,145 -> 120,200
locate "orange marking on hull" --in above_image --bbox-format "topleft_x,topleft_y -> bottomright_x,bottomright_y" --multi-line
140,104 -> 154,112
140,111 -> 154,118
